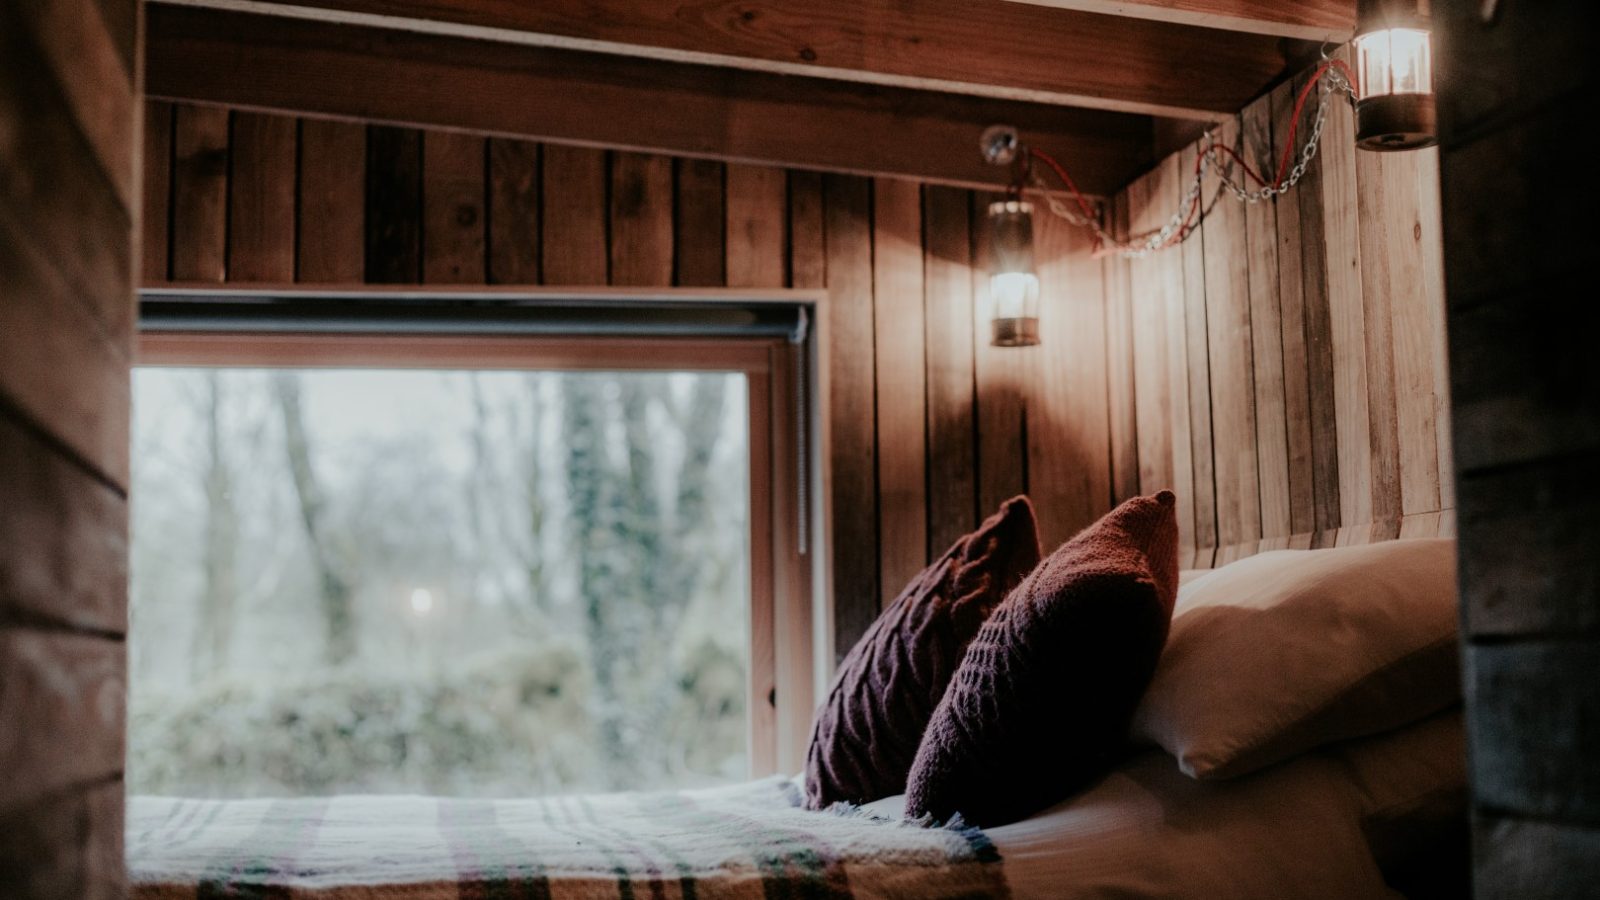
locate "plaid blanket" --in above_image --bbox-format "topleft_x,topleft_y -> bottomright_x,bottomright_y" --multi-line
127,777 -> 1009,899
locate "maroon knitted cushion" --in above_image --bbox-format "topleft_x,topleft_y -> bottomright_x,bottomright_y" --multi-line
803,497 -> 1041,809
905,490 -> 1180,827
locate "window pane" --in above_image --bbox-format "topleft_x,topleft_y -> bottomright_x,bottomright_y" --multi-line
129,367 -> 750,797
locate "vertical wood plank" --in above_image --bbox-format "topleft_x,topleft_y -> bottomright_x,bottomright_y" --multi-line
1029,202 -> 1111,550
541,145 -> 607,285
1242,94 -> 1292,542
1153,157 -> 1198,564
1292,68 -> 1344,543
786,171 -> 825,291
725,164 -> 787,289
1418,150 -> 1454,512
421,131 -> 486,284
609,152 -> 674,286
821,173 -> 877,658
170,104 -> 229,282
675,158 -> 725,287
1318,50 -> 1376,532
871,177 -> 927,603
227,111 -> 297,282
971,192 -> 1029,517
1269,79 -> 1318,539
1201,117 -> 1263,553
297,119 -> 366,283
140,101 -> 172,284
1179,141 -> 1218,564
486,138 -> 540,285
922,185 -> 977,552
364,125 -> 421,284
1105,193 -> 1140,505
746,366 -> 777,776
1126,169 -> 1174,504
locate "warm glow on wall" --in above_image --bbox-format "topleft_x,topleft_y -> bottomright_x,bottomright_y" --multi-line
987,200 -> 1040,347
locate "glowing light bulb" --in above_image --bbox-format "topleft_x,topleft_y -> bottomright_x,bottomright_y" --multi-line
1355,27 -> 1432,97
987,201 -> 1041,347
409,587 -> 434,616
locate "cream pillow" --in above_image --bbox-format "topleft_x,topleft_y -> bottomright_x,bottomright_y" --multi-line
1133,538 -> 1460,779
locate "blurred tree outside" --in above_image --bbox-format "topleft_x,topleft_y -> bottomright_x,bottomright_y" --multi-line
129,367 -> 751,797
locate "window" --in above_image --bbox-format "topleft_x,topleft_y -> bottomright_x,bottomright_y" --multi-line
129,322 -> 816,799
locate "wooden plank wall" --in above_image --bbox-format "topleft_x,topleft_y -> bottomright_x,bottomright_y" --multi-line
142,102 -> 1122,667
0,0 -> 137,896
1434,2 -> 1600,893
1110,65 -> 1454,568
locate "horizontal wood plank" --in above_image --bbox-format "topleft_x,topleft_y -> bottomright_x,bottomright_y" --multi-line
243,0 -> 1298,118
1003,0 -> 1352,40
0,415 -> 128,635
145,4 -> 1155,193
0,629 -> 126,815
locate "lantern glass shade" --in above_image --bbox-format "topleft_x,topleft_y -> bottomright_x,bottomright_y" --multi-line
987,200 -> 1040,347
1354,27 -> 1432,97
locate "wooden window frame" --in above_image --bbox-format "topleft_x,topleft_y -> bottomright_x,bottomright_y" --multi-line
136,289 -> 830,778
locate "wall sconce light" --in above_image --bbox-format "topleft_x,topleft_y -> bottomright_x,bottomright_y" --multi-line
988,199 -> 1041,347
1352,0 -> 1437,150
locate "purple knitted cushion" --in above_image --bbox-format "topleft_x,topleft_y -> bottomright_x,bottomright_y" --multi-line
803,497 -> 1041,809
905,491 -> 1180,827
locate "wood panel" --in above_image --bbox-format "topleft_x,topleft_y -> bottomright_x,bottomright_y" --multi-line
541,146 -> 608,285
364,125 -> 422,283
725,164 -> 787,290
610,153 -> 675,287
1005,0 -> 1353,40
422,132 -> 487,284
298,119 -> 367,283
171,104 -> 229,282
142,101 -> 173,284
240,0 -> 1300,119
1117,60 -> 1453,565
675,158 -> 726,288
922,186 -> 979,552
487,139 -> 540,285
970,193 -> 1029,518
1105,194 -> 1139,505
228,112 -> 298,282
145,4 -> 1156,194
871,178 -> 928,604
821,173 -> 878,653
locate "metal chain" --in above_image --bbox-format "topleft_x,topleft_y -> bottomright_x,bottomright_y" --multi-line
1032,67 -> 1354,259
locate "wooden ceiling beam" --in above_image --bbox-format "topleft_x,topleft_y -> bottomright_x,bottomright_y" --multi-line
145,4 -> 1156,193
157,0 -> 1305,120
1004,0 -> 1355,42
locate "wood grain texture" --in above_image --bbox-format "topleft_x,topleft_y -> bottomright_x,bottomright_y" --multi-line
171,104 -> 230,282
1268,79 -> 1317,539
871,177 -> 928,604
228,0 -> 1297,118
1200,117 -> 1261,551
768,342 -> 813,774
1029,206 -> 1111,549
228,112 -> 298,282
540,145 -> 607,285
364,125 -> 422,283
0,629 -> 126,812
145,4 -> 1155,193
298,119 -> 367,283
725,164 -> 787,289
610,153 -> 675,287
0,416 -> 127,634
0,779 -> 124,900
675,158 -> 726,287
1005,0 -> 1353,40
421,131 -> 487,284
821,173 -> 878,654
786,171 -> 825,291
921,185 -> 978,554
1178,141 -> 1217,564
746,365 -> 777,775
970,193 -> 1028,517
1241,92 -> 1291,541
142,101 -> 173,284
1105,193 -> 1139,505
486,139 -> 540,285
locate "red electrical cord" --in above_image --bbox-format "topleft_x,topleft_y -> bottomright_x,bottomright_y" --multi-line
1020,58 -> 1358,258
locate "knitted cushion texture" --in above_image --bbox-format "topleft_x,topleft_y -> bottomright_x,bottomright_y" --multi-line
804,496 -> 1042,809
905,490 -> 1180,827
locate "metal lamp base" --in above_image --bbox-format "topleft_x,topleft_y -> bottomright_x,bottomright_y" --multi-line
1356,93 -> 1438,151
991,317 -> 1040,347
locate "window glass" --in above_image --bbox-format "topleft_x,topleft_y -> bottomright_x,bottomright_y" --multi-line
129,367 -> 750,797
